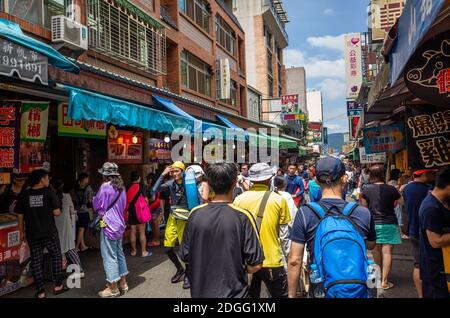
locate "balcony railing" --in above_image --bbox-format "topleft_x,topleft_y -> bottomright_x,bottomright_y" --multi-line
262,0 -> 289,43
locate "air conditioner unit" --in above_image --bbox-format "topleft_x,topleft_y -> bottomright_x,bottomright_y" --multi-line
52,16 -> 88,51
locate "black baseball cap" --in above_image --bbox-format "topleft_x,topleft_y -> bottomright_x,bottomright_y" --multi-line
316,156 -> 346,183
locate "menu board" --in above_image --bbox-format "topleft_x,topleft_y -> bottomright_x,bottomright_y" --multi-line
108,126 -> 143,164
148,138 -> 171,163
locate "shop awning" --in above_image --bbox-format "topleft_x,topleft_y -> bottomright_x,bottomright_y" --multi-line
0,19 -> 79,73
153,95 -> 196,121
215,114 -> 247,142
66,86 -> 193,134
152,95 -> 244,141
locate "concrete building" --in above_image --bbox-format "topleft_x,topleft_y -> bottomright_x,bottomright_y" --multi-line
233,0 -> 289,122
369,0 -> 406,42
286,66 -> 307,114
306,90 -> 323,123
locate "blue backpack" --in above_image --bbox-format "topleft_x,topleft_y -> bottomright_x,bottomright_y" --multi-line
307,202 -> 369,298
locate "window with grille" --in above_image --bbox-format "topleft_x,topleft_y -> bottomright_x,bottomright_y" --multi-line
215,15 -> 235,56
87,0 -> 166,76
4,0 -> 64,27
179,0 -> 210,33
181,50 -> 212,97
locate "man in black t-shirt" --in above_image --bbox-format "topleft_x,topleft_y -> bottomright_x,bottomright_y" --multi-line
180,163 -> 263,298
16,169 -> 68,298
419,167 -> 450,299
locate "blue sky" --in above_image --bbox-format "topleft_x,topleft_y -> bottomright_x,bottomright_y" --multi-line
283,0 -> 369,134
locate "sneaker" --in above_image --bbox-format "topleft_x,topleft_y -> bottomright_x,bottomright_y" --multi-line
182,275 -> 190,290
98,287 -> 120,298
171,269 -> 185,284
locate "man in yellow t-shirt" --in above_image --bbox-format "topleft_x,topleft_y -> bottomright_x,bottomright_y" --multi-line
233,163 -> 291,298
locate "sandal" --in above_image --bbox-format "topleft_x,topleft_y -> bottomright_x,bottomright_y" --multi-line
130,251 -> 137,257
142,251 -> 152,258
53,284 -> 70,295
119,284 -> 129,295
98,287 -> 120,298
381,282 -> 394,290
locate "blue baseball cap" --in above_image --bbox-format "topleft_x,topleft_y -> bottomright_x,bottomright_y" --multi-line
316,156 -> 346,183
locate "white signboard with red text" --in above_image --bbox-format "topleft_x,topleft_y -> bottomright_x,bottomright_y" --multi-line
344,33 -> 363,99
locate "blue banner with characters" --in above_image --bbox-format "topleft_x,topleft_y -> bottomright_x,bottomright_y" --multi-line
363,123 -> 406,154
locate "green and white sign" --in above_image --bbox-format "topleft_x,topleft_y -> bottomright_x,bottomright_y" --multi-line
58,103 -> 106,139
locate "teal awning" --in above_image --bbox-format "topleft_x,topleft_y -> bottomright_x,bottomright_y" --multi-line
67,86 -> 193,134
152,95 -> 244,141
0,18 -> 79,73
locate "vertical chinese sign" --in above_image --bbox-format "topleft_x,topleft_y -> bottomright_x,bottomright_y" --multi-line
19,102 -> 50,173
0,101 -> 20,172
20,102 -> 49,142
406,105 -> 450,169
344,33 -> 363,100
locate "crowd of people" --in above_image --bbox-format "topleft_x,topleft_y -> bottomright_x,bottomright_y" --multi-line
5,156 -> 450,299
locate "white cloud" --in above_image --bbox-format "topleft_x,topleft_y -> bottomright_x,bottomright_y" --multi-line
316,78 -> 346,101
307,34 -> 345,53
284,49 -> 345,79
284,49 -> 306,67
323,8 -> 335,16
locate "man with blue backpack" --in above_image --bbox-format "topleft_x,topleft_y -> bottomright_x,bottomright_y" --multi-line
287,156 -> 377,298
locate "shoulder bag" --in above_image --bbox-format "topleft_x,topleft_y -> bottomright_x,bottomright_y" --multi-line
89,190 -> 122,234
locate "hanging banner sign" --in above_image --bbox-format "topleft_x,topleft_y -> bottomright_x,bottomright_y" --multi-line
359,147 -> 386,164
0,38 -> 49,85
20,102 -> 49,142
344,33 -> 363,99
58,103 -> 106,139
404,31 -> 450,108
281,94 -> 299,114
349,116 -> 361,140
219,59 -> 231,100
363,123 -> 406,154
0,101 -> 20,171
406,105 -> 450,169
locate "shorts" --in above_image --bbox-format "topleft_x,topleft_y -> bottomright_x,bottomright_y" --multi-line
410,237 -> 420,268
76,212 -> 90,229
163,214 -> 187,248
128,208 -> 142,226
375,224 -> 402,245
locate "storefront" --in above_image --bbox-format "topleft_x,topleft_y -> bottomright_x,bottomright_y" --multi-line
360,0 -> 450,175
0,18 -> 79,296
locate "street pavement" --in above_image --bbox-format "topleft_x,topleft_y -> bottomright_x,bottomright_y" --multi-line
3,237 -> 417,298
